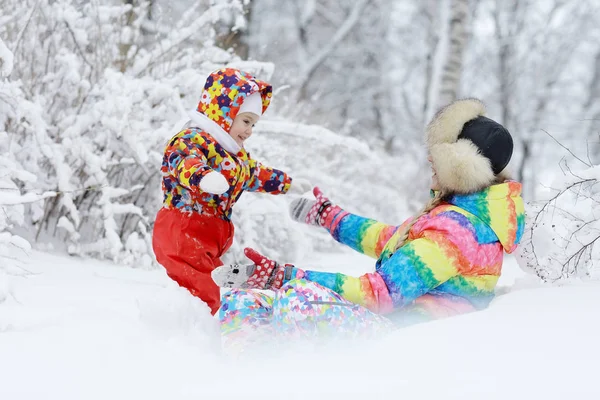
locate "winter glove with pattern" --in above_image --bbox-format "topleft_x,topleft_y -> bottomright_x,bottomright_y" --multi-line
211,248 -> 302,290
289,187 -> 348,231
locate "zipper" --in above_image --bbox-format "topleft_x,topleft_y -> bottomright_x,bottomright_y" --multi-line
223,154 -> 242,215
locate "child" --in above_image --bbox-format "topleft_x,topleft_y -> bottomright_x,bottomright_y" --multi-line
212,98 -> 525,345
152,68 -> 310,315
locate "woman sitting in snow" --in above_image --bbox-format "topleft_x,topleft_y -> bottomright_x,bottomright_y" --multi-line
212,98 -> 525,346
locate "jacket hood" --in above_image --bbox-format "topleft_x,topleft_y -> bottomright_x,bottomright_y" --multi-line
447,181 -> 525,253
196,68 -> 272,133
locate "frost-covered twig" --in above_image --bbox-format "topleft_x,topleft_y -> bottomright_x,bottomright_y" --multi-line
517,171 -> 600,282
0,191 -> 57,206
542,129 -> 591,167
10,0 -> 39,55
64,21 -> 92,68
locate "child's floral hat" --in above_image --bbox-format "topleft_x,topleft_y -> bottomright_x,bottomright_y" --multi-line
197,68 -> 272,133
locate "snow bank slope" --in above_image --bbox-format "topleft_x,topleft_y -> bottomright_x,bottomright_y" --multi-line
0,251 -> 598,399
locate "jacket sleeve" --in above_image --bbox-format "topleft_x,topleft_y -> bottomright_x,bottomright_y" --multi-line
321,207 -> 401,259
295,219 -> 461,313
165,134 -> 213,190
245,159 -> 292,194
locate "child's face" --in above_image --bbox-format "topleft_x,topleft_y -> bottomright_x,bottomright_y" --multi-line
229,112 -> 260,148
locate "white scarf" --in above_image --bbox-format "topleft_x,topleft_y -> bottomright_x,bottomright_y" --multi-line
173,109 -> 241,154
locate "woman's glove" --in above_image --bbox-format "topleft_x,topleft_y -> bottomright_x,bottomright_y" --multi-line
211,248 -> 299,290
289,187 -> 338,226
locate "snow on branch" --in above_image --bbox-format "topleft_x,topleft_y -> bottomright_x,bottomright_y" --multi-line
0,191 -> 57,206
131,2 -> 230,77
0,37 -> 14,77
517,165 -> 600,282
0,0 -> 271,268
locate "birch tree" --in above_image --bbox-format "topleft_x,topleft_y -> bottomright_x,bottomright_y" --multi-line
431,0 -> 470,115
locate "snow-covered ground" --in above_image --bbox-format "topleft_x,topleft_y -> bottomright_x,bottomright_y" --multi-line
1,250 -> 599,399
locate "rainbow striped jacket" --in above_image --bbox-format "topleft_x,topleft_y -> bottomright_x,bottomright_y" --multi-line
294,182 -> 525,321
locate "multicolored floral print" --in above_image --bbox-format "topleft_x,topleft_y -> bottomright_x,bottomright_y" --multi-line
160,128 -> 291,219
290,181 -> 525,319
197,68 -> 272,132
219,279 -> 394,354
160,69 -> 288,219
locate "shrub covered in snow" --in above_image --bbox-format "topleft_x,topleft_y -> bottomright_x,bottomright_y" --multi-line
0,0 -> 416,268
0,0 -> 268,267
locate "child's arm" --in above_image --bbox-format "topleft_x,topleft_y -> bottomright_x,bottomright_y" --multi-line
245,159 -> 292,194
290,187 -> 400,259
165,134 -> 227,194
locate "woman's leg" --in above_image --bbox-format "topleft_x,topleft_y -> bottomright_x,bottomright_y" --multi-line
219,289 -> 275,354
271,279 -> 393,340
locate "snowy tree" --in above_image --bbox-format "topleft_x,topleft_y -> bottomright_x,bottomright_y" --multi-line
0,0 -> 266,267
425,0 -> 471,119
0,37 -> 34,275
3,0 -> 600,271
465,0 -> 600,199
249,0 -> 400,147
0,0 -> 415,268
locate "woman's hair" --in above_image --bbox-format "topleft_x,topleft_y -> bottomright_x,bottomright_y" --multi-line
393,190 -> 448,253
392,173 -> 510,253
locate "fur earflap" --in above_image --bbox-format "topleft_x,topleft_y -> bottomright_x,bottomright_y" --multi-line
427,98 -> 486,147
429,140 -> 495,194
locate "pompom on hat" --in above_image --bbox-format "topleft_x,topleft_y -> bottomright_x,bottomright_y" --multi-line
427,98 -> 514,194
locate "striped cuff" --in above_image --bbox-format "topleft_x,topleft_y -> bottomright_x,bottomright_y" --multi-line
321,205 -> 349,235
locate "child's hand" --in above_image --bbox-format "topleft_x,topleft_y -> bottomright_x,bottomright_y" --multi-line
211,248 -> 295,290
199,171 -> 229,195
287,177 -> 313,195
289,187 -> 333,226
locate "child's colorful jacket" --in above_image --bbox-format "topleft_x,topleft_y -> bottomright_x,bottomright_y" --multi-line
291,181 -> 525,320
160,69 -> 291,220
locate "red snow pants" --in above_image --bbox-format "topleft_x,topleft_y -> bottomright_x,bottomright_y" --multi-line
152,208 -> 234,315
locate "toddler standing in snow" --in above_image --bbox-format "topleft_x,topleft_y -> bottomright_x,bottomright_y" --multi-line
152,68 -> 310,315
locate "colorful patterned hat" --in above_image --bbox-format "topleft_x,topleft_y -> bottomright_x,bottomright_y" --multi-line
197,68 -> 273,133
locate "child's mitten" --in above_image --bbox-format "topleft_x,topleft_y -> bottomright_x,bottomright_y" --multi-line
200,171 -> 229,195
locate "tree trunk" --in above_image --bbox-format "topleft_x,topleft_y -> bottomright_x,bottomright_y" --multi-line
435,0 -> 469,111
421,0 -> 439,127
118,0 -> 136,73
584,50 -> 600,164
